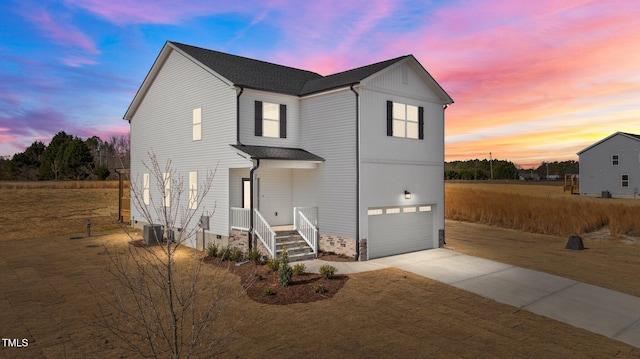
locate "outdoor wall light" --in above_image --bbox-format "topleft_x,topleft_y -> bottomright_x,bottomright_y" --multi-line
404,190 -> 411,199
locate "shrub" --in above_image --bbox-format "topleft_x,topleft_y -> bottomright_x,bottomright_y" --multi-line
314,285 -> 327,294
253,273 -> 263,281
266,258 -> 280,272
263,288 -> 275,296
292,263 -> 306,276
247,247 -> 262,264
278,246 -> 292,286
319,264 -> 337,279
230,247 -> 244,262
206,243 -> 218,258
217,246 -> 232,261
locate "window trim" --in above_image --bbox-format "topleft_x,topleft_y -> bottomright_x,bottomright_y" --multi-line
143,173 -> 150,205
386,101 -> 424,139
188,171 -> 197,209
193,108 -> 202,141
255,101 -> 287,138
622,174 -> 629,187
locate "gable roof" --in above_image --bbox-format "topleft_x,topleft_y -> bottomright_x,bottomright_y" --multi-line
299,55 -> 410,95
231,144 -> 325,162
171,42 -> 323,95
577,132 -> 640,155
125,41 -> 453,120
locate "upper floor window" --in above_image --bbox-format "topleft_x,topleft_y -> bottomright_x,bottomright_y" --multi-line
387,101 -> 423,139
193,108 -> 202,141
255,101 -> 286,138
612,154 -> 619,165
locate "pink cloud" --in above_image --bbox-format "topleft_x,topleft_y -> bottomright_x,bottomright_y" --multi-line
22,7 -> 100,56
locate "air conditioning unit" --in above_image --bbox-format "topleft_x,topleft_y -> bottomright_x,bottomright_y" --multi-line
143,224 -> 163,245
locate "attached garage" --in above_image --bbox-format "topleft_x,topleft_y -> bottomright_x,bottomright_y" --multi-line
367,205 -> 434,259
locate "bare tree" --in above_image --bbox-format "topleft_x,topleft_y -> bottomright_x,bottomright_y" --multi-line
95,152 -> 250,358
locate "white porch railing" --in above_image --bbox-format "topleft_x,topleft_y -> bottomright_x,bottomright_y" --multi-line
294,207 -> 318,255
230,207 -> 250,231
293,206 -> 318,228
254,209 -> 276,257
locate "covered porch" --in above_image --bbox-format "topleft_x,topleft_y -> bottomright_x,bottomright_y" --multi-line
228,144 -> 324,259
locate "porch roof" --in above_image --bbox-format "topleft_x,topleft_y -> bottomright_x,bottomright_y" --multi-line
230,144 -> 325,162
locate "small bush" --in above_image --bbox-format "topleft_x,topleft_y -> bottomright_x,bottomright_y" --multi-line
217,246 -> 232,261
253,273 -> 263,281
247,248 -> 262,264
278,246 -> 292,286
292,263 -> 306,276
230,247 -> 244,262
263,288 -> 275,296
319,264 -> 337,279
266,258 -> 280,272
206,243 -> 218,258
314,285 -> 327,294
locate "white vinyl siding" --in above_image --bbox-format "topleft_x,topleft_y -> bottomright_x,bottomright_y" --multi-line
189,171 -> 197,209
143,173 -> 150,205
193,108 -> 202,141
129,49 -> 244,242
578,133 -> 640,197
300,89 -> 357,238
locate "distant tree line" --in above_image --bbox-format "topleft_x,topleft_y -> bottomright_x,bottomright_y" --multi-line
445,159 -> 579,180
445,159 -> 519,180
0,131 -> 130,181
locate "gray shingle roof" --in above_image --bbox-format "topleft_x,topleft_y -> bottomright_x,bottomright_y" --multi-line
231,144 -> 325,161
171,42 -> 322,95
170,41 -> 409,96
299,56 -> 410,95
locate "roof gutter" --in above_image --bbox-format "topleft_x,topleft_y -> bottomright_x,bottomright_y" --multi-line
237,86 -> 244,145
248,158 -> 259,251
350,84 -> 361,261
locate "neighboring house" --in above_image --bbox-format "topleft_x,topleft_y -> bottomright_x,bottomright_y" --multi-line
577,132 -> 640,198
124,41 -> 453,261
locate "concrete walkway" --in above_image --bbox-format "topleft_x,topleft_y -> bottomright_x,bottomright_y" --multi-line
301,248 -> 640,349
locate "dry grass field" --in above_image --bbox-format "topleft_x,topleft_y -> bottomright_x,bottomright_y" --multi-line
0,181 -> 121,241
1,181 -> 639,358
446,181 -> 640,237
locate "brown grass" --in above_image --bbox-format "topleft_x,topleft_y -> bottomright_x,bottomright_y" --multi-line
1,182 -> 640,357
0,182 -> 121,241
445,182 -> 640,237
0,180 -> 119,189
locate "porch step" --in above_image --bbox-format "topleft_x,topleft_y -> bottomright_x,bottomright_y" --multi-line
275,231 -> 315,262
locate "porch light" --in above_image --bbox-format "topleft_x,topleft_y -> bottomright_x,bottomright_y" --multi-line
404,190 -> 411,199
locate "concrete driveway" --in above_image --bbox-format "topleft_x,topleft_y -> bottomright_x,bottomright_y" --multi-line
302,248 -> 640,349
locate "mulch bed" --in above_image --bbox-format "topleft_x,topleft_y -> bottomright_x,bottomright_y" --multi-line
129,240 -> 351,305
203,256 -> 348,305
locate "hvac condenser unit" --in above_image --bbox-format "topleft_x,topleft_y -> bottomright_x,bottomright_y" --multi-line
143,224 -> 163,244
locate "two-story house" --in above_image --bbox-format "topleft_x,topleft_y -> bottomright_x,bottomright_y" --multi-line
124,41 -> 453,261
578,132 -> 640,198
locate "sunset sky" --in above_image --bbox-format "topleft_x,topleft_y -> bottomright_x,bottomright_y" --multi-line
1,0 -> 639,168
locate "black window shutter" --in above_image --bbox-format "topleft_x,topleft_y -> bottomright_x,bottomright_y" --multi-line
279,104 -> 287,138
418,106 -> 424,140
254,101 -> 262,136
386,101 -> 393,136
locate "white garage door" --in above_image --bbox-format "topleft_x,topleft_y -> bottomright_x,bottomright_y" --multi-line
368,205 -> 433,259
